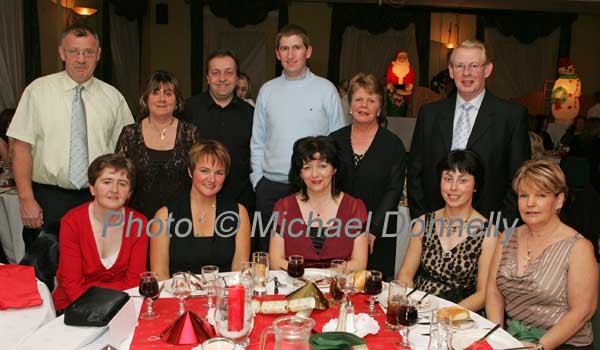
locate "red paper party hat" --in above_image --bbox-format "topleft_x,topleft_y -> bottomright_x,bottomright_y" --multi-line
160,311 -> 212,345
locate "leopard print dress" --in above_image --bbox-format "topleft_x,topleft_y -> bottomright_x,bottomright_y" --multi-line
414,212 -> 488,304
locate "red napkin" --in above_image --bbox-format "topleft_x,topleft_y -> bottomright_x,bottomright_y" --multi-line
0,265 -> 43,310
465,340 -> 493,350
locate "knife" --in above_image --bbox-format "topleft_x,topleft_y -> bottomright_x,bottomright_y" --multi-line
465,324 -> 500,349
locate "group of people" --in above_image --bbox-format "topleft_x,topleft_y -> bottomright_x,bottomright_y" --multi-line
3,20 -> 597,350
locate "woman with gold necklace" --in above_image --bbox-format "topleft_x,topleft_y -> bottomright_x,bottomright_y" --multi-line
397,150 -> 498,311
487,160 -> 597,350
115,71 -> 199,219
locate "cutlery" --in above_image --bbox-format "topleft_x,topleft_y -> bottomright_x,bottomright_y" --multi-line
273,276 -> 281,294
221,277 -> 228,287
187,271 -> 205,289
406,288 -> 418,297
416,291 -> 430,305
465,324 -> 500,349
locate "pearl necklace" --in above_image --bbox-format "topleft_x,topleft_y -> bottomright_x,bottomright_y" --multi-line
148,117 -> 175,141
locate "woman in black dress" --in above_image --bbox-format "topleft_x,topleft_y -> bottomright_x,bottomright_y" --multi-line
330,73 -> 406,280
115,71 -> 200,219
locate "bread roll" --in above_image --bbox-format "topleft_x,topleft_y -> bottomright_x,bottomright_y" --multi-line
437,306 -> 470,321
352,270 -> 368,290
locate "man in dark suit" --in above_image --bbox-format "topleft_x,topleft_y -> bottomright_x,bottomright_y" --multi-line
408,39 -> 530,226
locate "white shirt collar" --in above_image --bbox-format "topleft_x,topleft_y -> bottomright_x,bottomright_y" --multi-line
455,89 -> 486,111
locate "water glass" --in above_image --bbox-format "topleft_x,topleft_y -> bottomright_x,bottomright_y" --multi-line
202,265 -> 219,308
252,252 -> 269,296
171,272 -> 191,315
386,280 -> 406,330
239,261 -> 255,291
427,328 -> 451,350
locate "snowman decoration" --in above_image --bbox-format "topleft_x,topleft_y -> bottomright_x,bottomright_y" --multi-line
551,58 -> 581,122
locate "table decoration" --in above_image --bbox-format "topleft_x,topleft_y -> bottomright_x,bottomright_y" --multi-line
160,310 -> 212,345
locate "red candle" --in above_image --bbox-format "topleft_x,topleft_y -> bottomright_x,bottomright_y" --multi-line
227,285 -> 245,332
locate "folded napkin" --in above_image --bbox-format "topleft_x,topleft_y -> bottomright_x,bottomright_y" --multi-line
0,265 -> 42,310
322,313 -> 380,338
507,319 -> 546,343
309,331 -> 367,350
465,339 -> 492,350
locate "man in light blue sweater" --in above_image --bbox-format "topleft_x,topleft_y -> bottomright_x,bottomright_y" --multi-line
250,24 -> 346,251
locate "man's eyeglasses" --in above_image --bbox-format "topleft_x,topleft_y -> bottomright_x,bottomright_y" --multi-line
65,48 -> 97,58
452,62 -> 485,72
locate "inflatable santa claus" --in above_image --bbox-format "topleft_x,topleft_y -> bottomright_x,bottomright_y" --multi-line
551,58 -> 581,122
386,50 -> 415,117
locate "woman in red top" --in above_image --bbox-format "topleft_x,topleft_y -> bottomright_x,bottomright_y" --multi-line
53,154 -> 148,311
269,136 -> 369,271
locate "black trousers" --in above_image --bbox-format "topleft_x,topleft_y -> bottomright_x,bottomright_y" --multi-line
22,183 -> 91,251
253,177 -> 292,253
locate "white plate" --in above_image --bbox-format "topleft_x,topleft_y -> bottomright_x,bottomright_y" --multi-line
452,329 -> 521,350
303,268 -> 331,288
377,287 -> 438,314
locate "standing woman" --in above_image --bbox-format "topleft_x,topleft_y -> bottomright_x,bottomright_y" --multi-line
330,73 -> 406,280
115,71 -> 200,219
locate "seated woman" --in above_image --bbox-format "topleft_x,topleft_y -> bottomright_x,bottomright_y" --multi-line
150,140 -> 250,280
53,154 -> 148,311
487,160 -> 597,350
269,136 -> 369,271
397,150 -> 497,311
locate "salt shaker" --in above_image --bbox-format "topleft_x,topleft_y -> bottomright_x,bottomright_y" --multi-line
345,301 -> 355,333
335,300 -> 348,331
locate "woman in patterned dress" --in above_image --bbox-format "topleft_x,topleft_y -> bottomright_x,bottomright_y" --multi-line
487,160 -> 597,349
397,150 -> 498,311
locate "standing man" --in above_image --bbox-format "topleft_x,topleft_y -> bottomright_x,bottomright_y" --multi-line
251,24 -> 346,251
408,39 -> 530,225
181,50 -> 255,212
8,23 -> 134,247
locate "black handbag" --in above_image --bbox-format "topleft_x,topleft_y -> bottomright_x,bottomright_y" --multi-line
64,286 -> 130,327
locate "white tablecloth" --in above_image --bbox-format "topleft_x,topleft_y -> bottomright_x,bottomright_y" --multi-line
0,189 -> 25,264
2,278 -> 56,350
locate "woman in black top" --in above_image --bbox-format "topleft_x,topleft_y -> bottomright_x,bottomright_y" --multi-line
150,140 -> 251,280
115,71 -> 200,219
330,73 -> 407,280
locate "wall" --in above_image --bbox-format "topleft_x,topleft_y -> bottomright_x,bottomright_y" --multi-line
429,12 -> 476,81
571,14 -> 600,95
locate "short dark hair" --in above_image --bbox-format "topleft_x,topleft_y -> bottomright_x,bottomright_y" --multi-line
289,136 -> 342,201
139,70 -> 184,119
436,150 -> 484,192
188,140 -> 232,176
60,22 -> 100,47
88,154 -> 136,189
205,50 -> 240,77
276,24 -> 310,49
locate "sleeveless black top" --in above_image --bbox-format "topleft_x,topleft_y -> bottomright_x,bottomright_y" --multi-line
168,192 -> 239,274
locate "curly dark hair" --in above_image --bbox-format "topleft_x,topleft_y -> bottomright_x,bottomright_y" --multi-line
289,136 -> 342,201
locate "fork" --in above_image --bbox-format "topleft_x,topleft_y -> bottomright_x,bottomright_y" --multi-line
416,291 -> 430,305
187,271 -> 205,290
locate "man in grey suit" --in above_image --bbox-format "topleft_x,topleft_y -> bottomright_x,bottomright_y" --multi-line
408,39 -> 530,226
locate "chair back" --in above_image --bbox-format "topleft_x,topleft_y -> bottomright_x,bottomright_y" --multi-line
19,223 -> 60,290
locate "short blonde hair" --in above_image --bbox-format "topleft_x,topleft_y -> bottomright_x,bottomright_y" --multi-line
188,140 -> 231,176
347,73 -> 386,126
512,160 -> 568,196
449,39 -> 489,65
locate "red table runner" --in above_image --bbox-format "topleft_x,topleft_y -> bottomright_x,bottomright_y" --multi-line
131,293 -> 402,350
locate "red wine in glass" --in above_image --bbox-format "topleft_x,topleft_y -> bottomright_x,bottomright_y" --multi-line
139,278 -> 159,299
288,260 -> 305,278
397,304 -> 418,327
364,274 -> 383,295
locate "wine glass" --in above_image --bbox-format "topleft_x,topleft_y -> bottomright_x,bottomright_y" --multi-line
139,271 -> 160,320
239,261 -> 255,291
202,265 -> 219,308
252,252 -> 269,296
287,255 -> 305,287
171,272 -> 191,315
397,294 -> 418,349
364,270 -> 383,316
336,263 -> 357,304
329,259 -> 346,304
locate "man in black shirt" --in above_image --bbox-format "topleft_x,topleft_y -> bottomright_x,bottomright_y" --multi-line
181,50 -> 255,214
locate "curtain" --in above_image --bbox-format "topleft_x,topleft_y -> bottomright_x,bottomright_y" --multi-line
23,0 -> 40,85
0,0 -> 25,111
109,3 -> 140,115
485,27 -> 560,99
203,9 -> 277,100
340,25 -> 419,87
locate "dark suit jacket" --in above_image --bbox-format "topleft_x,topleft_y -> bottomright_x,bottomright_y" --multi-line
407,91 -> 530,225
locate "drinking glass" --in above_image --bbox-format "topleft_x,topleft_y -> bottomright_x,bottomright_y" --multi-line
336,263 -> 357,304
202,265 -> 220,308
364,270 -> 383,316
386,280 -> 405,330
239,261 -> 255,291
397,298 -> 418,349
139,271 -> 160,320
329,259 -> 346,304
287,255 -> 305,287
427,329 -> 451,350
171,272 -> 191,315
252,252 -> 269,296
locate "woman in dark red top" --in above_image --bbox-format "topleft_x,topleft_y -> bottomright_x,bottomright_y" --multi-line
269,136 -> 368,271
53,154 -> 148,311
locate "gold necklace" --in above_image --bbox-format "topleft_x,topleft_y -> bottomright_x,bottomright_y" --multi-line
523,222 -> 561,270
148,117 -> 175,141
443,208 -> 472,234
197,201 -> 216,223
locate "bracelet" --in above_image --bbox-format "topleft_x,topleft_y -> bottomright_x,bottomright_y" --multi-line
535,342 -> 544,350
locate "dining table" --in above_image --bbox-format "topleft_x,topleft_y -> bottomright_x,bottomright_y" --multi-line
15,269 -> 524,350
0,187 -> 24,264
